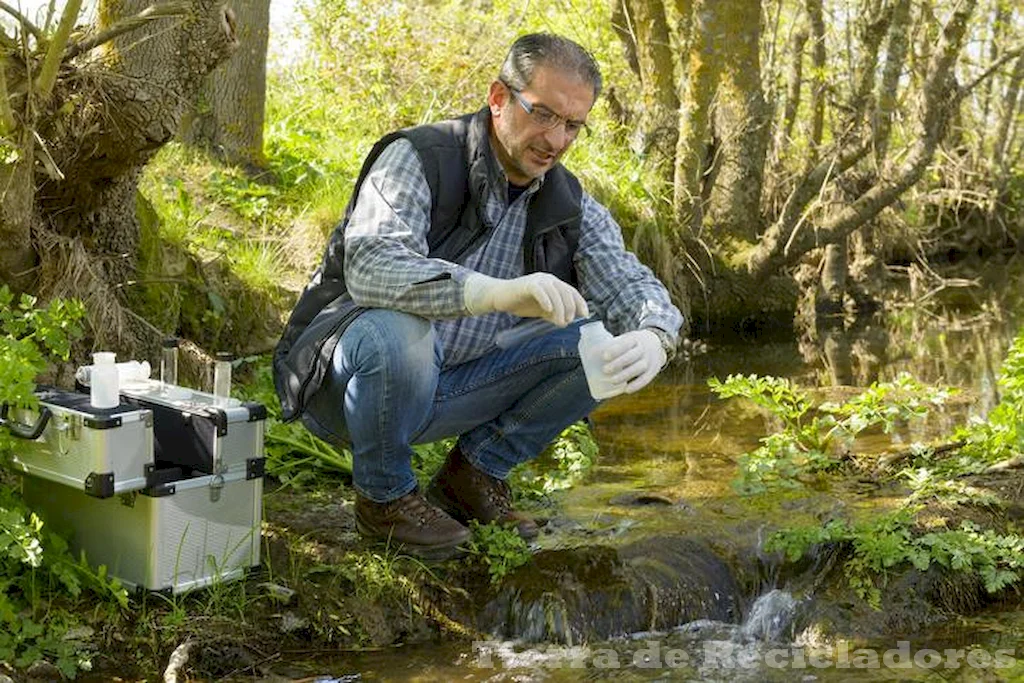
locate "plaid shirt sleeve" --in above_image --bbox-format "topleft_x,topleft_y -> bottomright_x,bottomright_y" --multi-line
574,192 -> 684,342
343,138 -> 474,319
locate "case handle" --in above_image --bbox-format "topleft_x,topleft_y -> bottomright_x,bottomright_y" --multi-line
0,403 -> 52,440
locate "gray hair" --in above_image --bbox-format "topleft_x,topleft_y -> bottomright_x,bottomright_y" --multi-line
499,33 -> 602,101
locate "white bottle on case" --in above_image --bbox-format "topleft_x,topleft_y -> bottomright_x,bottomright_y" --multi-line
578,321 -> 625,400
90,352 -> 120,409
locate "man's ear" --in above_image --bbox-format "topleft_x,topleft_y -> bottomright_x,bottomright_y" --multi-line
487,80 -> 507,117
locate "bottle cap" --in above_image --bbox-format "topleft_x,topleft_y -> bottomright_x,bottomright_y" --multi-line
162,337 -> 179,348
215,351 -> 233,361
93,351 -> 116,364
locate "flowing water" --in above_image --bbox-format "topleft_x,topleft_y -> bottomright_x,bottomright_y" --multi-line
271,286 -> 1024,681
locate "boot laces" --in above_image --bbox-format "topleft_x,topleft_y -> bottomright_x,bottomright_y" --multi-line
394,492 -> 449,527
484,477 -> 513,515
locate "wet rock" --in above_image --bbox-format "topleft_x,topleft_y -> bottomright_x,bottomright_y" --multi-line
0,675 -> 13,683
480,535 -> 741,644
25,660 -> 62,682
609,491 -> 676,506
195,642 -> 256,678
542,516 -> 584,533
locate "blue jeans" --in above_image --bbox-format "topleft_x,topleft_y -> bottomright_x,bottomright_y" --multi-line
303,310 -> 598,502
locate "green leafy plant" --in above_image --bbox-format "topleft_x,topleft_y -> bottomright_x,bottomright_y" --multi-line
901,468 -> 1003,508
766,513 -> 1024,609
466,521 -> 532,586
953,330 -> 1024,472
0,288 -> 128,676
509,421 -> 599,499
709,372 -> 954,493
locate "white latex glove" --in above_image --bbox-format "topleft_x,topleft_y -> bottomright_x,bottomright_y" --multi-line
464,273 -> 589,327
600,329 -> 667,394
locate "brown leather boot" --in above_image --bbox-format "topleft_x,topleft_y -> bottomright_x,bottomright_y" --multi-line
354,489 -> 470,560
425,445 -> 539,540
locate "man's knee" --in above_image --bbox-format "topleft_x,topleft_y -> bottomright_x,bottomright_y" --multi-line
341,309 -> 436,372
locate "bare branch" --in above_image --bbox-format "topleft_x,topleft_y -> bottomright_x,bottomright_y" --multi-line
960,43 -> 1024,96
63,1 -> 191,60
0,1 -> 43,41
746,0 -> 978,279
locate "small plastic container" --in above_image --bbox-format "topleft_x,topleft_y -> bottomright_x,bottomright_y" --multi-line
213,352 -> 233,399
160,337 -> 179,386
577,321 -> 625,399
90,352 -> 120,409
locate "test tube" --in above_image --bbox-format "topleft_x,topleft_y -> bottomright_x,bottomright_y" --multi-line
213,352 -> 233,398
161,337 -> 179,385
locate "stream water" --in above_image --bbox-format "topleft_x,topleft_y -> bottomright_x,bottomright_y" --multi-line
269,285 -> 1024,681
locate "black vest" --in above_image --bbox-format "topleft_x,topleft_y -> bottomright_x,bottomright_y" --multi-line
272,108 -> 584,421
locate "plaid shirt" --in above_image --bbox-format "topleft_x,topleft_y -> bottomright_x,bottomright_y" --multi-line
344,138 -> 683,368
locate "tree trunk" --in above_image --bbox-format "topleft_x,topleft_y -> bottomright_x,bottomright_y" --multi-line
9,0 -> 240,351
181,0 -> 270,170
994,53 -> 1024,172
706,0 -> 769,243
673,0 -> 718,232
975,1 -> 1012,161
0,128 -> 37,291
873,0 -> 912,162
747,0 -> 977,279
805,0 -> 826,162
621,0 -> 679,178
610,0 -> 641,79
779,26 -> 808,146
820,240 -> 848,313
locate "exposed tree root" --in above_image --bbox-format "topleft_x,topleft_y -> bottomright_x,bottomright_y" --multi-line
34,227 -> 164,357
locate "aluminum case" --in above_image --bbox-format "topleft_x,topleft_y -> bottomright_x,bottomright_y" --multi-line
117,379 -> 267,476
3,388 -> 155,497
22,468 -> 264,594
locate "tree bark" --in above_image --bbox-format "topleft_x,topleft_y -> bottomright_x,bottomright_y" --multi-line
621,0 -> 679,178
0,0 -> 239,350
673,0 -> 718,232
779,26 -> 808,146
181,0 -> 270,170
610,0 -> 641,78
706,0 -> 769,243
820,240 -> 848,313
975,0 -> 1012,160
873,0 -> 912,162
994,53 -> 1024,171
805,0 -> 826,162
0,126 -> 37,291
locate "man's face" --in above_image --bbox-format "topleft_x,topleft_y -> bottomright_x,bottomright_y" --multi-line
488,65 -> 595,185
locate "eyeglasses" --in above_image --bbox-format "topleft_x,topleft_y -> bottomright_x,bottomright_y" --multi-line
504,83 -> 590,138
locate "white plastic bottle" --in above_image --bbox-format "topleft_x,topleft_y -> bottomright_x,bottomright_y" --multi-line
90,352 -> 120,409
578,321 -> 625,399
